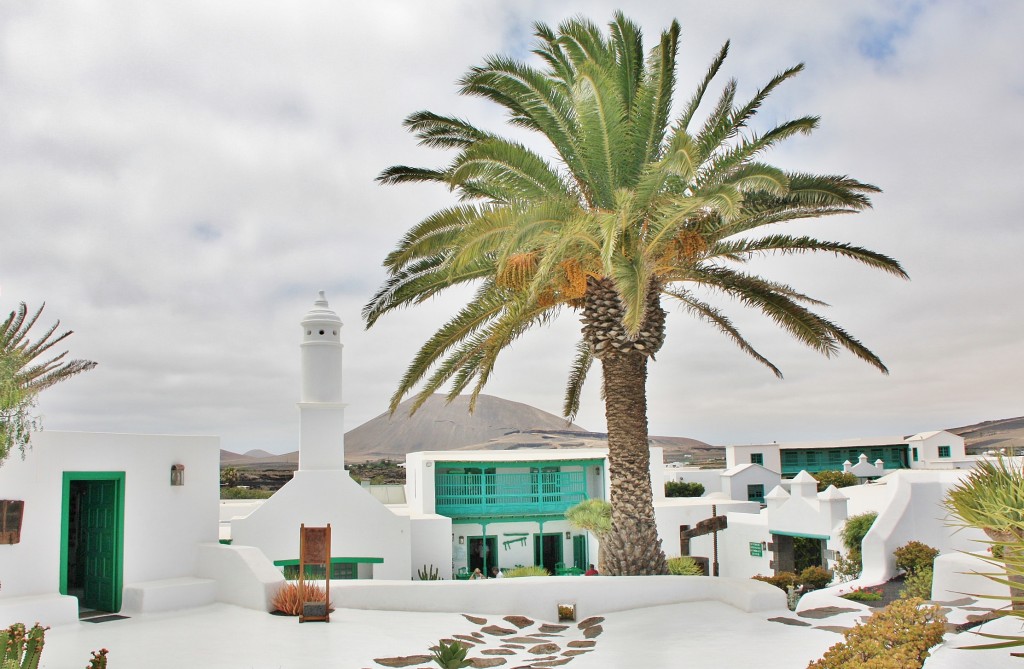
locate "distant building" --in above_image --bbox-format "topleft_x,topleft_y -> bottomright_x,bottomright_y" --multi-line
724,431 -> 969,478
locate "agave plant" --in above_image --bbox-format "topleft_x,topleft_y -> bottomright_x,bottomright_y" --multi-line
961,539 -> 1024,655
944,456 -> 1024,610
430,640 -> 471,669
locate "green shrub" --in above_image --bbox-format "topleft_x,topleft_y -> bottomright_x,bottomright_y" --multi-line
665,481 -> 705,498
832,552 -> 863,583
807,598 -> 946,669
752,572 -> 797,591
667,556 -> 703,575
503,565 -> 549,578
841,512 -> 878,555
799,565 -> 834,590
893,541 -> 939,575
899,567 -> 933,600
220,486 -> 273,499
842,587 -> 883,602
812,470 -> 859,492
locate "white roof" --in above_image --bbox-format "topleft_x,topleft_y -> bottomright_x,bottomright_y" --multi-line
775,435 -> 907,450
721,463 -> 778,477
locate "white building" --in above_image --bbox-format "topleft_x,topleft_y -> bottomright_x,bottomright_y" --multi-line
0,431 -> 220,626
724,430 -> 971,478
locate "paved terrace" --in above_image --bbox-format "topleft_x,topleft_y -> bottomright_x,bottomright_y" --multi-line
38,577 -> 1018,668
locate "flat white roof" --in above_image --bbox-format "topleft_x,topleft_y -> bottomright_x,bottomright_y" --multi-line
732,436 -> 907,451
412,448 -> 610,462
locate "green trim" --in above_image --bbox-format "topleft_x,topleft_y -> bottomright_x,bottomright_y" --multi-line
436,459 -> 604,471
218,539 -> 233,545
60,471 -> 126,613
272,557 -> 384,566
770,530 -> 830,541
502,532 -> 529,537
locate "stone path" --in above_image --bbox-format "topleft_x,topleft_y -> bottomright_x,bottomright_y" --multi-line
372,614 -> 605,669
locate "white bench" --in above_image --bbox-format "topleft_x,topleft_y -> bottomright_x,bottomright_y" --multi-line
0,593 -> 79,628
120,577 -> 217,614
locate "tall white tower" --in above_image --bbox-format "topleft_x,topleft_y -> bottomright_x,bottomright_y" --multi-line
298,290 -> 346,470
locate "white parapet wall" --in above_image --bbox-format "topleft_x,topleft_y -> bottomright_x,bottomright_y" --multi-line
326,575 -> 785,623
196,543 -> 285,612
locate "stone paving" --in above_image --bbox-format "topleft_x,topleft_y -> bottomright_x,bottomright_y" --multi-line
372,614 -> 605,669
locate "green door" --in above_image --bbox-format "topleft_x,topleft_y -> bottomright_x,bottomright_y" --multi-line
572,535 -> 588,570
82,480 -> 119,611
62,472 -> 124,613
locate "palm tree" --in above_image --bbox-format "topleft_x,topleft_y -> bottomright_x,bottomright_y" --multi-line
1,303 -> 97,464
365,13 -> 906,574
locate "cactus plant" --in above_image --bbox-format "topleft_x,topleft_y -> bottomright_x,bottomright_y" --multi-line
85,649 -> 109,669
417,564 -> 441,580
430,640 -> 471,669
1,623 -> 47,669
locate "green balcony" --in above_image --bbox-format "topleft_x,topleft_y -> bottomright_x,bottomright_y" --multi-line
435,470 -> 588,518
780,446 -> 910,477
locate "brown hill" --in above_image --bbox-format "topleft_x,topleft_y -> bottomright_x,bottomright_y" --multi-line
222,394 -> 717,467
949,416 -> 1024,454
344,394 -> 588,461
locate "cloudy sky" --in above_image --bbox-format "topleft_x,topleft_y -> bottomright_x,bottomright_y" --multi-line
2,1 -> 1021,454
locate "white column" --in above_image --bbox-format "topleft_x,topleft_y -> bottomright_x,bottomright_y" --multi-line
298,291 -> 346,471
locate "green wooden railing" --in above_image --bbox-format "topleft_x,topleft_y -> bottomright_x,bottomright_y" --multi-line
435,470 -> 587,517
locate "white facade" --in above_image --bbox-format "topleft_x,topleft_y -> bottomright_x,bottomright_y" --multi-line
405,446 -> 672,575
725,444 -> 781,473
905,430 -> 970,468
720,464 -> 781,504
0,430 -> 219,626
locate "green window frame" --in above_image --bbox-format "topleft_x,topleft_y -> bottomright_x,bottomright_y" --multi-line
912,447 -> 919,462
805,451 -> 818,465
747,484 -> 765,504
750,453 -> 763,465
938,445 -> 951,458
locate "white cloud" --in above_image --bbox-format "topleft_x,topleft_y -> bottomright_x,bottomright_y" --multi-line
2,1 -> 1021,453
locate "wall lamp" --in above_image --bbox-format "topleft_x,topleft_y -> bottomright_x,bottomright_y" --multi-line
170,464 -> 185,486
565,531 -> 572,540
458,536 -> 465,545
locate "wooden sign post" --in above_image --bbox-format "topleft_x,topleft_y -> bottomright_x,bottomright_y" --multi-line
299,523 -> 331,623
679,506 -> 727,576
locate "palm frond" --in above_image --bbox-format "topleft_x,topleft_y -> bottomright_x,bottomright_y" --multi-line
663,288 -> 782,377
563,340 -> 593,421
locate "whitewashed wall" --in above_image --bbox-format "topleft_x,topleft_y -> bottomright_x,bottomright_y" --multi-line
231,470 -> 412,580
0,431 -> 218,623
663,467 -> 722,494
725,444 -> 781,473
407,514 -> 453,580
654,498 -> 760,558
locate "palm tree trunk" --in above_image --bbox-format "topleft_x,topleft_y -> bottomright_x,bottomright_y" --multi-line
599,352 -> 668,575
